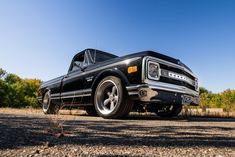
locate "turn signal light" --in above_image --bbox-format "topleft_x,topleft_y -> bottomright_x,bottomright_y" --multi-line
128,66 -> 137,73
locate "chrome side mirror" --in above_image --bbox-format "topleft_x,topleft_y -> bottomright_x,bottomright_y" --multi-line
73,61 -> 81,68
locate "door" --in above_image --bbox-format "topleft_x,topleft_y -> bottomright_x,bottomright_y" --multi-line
61,51 -> 87,106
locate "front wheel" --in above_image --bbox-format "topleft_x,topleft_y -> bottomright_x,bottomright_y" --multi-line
155,104 -> 182,117
94,76 -> 133,119
42,91 -> 59,114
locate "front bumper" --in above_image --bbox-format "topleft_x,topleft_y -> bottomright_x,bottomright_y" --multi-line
127,82 -> 199,106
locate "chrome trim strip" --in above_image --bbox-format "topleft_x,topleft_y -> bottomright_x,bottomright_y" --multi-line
141,56 -> 148,82
51,93 -> 92,100
46,89 -> 92,100
127,81 -> 199,97
61,93 -> 91,99
51,97 -> 61,100
61,89 -> 92,96
128,91 -> 139,95
51,93 -> 61,97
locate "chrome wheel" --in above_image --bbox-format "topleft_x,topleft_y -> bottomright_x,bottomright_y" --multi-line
94,76 -> 133,119
96,80 -> 119,115
42,91 -> 50,113
42,91 -> 59,114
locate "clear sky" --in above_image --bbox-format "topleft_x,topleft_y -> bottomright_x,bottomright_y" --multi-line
0,0 -> 235,93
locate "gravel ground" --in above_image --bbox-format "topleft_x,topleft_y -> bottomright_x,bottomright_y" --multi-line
0,109 -> 234,157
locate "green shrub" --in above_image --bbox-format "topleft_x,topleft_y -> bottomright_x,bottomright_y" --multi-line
0,68 -> 41,108
199,87 -> 235,112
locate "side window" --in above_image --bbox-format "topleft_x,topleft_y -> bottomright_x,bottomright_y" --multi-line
70,53 -> 85,72
69,50 -> 98,73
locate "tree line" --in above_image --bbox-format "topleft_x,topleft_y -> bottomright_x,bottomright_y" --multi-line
0,68 -> 41,108
199,87 -> 235,112
0,68 -> 234,111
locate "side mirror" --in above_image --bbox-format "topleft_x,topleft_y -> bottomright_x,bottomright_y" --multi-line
73,61 -> 81,68
73,61 -> 86,72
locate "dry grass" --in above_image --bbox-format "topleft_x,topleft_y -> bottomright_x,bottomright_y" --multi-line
0,107 -> 42,115
181,110 -> 235,118
181,107 -> 235,118
0,107 -> 234,118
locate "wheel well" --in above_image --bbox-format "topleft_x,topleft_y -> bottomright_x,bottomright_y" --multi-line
91,70 -> 129,105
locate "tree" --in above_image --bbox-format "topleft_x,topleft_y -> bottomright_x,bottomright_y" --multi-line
0,68 -> 6,78
220,89 -> 235,112
0,68 -> 42,108
199,87 -> 208,95
0,79 -> 8,106
199,87 -> 235,112
23,79 -> 41,108
5,73 -> 21,84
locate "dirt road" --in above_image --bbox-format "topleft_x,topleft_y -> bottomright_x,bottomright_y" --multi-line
0,109 -> 234,157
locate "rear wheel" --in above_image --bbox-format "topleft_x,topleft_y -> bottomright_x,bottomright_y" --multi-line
42,91 -> 59,114
155,104 -> 182,117
94,76 -> 133,119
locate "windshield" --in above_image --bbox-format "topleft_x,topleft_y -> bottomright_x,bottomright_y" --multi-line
86,49 -> 117,63
95,52 -> 117,62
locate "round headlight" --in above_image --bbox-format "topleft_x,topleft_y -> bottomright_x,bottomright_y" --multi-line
148,62 -> 160,79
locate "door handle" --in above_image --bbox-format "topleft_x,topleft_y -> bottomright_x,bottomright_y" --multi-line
64,75 -> 69,79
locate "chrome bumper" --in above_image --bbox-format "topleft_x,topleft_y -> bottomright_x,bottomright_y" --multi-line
126,81 -> 199,105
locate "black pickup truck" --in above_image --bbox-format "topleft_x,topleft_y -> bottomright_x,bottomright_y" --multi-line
38,48 -> 199,118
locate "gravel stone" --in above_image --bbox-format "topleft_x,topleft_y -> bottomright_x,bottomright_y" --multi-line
0,109 -> 234,157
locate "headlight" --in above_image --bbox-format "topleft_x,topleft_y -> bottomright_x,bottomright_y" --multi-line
147,61 -> 160,80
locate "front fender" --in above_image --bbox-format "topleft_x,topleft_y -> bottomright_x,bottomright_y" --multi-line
91,68 -> 130,91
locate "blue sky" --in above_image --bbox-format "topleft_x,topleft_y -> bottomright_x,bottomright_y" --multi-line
0,0 -> 235,93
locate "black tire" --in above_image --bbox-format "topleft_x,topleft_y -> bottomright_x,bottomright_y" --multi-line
42,91 -> 59,114
85,106 -> 98,116
94,76 -> 133,119
156,104 -> 182,117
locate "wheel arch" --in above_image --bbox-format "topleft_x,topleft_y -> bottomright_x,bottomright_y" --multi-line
91,69 -> 130,104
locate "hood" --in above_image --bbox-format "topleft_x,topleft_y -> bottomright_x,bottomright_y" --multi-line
120,51 -> 192,72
